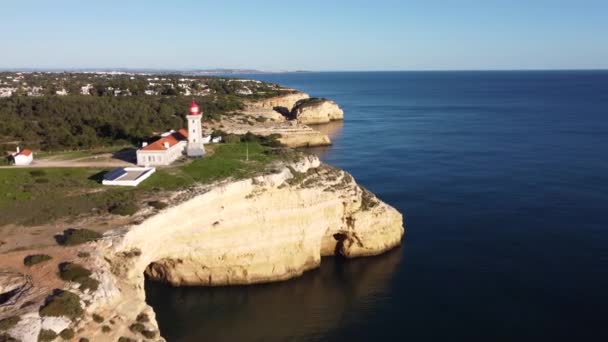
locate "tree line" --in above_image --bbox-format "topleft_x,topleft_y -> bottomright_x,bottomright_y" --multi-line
0,95 -> 243,151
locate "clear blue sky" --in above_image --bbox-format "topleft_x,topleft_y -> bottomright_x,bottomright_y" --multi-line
3,0 -> 607,70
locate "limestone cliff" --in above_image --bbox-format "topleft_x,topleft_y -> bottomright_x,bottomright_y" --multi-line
218,92 -> 343,147
252,91 -> 309,112
292,98 -> 344,124
0,157 -> 403,342
110,156 -> 403,287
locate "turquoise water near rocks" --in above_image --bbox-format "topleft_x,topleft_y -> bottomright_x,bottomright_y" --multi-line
146,71 -> 608,341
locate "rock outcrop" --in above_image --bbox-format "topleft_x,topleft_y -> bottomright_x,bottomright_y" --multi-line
0,155 -> 404,341
108,155 -> 403,287
0,270 -> 29,305
292,98 -> 344,124
253,91 -> 309,113
221,93 -> 344,148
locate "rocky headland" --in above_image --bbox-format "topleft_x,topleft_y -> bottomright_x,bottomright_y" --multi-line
212,91 -> 344,148
0,92 -> 403,342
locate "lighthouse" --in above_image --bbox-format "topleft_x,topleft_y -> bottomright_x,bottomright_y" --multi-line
186,99 -> 205,157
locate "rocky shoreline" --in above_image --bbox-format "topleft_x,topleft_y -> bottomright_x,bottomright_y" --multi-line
0,93 -> 404,342
214,91 -> 343,148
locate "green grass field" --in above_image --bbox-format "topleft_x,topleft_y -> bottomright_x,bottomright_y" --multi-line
36,145 -> 132,160
0,142 -> 280,226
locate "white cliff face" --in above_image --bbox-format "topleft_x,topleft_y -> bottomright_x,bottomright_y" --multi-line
292,99 -> 344,124
106,155 -> 403,287
253,91 -> 310,112
221,91 -> 335,148
86,155 -> 402,340
0,156 -> 404,341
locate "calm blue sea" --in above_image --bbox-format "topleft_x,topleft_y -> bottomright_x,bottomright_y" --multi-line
146,71 -> 608,341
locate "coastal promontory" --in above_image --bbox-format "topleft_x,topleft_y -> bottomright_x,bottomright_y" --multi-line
0,72 -> 402,342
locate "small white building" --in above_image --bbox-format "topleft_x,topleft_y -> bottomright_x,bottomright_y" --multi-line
26,86 -> 44,97
0,87 -> 16,97
81,84 -> 93,95
102,167 -> 156,187
10,147 -> 34,166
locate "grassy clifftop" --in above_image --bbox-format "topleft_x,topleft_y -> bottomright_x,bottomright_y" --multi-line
0,141 -> 297,227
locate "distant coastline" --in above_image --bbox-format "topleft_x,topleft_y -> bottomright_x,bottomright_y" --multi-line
0,68 -> 310,75
1,68 -> 606,75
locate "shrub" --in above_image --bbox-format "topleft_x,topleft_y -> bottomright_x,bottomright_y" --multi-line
57,229 -> 102,246
59,263 -> 91,281
0,333 -> 19,342
141,330 -> 157,338
92,313 -> 104,323
77,277 -> 100,292
0,316 -> 20,331
129,323 -> 145,333
37,329 -> 57,342
24,254 -> 53,266
59,328 -> 74,340
58,263 -> 99,292
293,97 -> 327,109
259,133 -> 282,147
118,337 -> 135,342
120,249 -> 141,258
101,325 -> 111,333
211,129 -> 227,137
35,178 -> 50,184
77,251 -> 90,258
108,202 -> 138,216
136,313 -> 149,323
223,134 -> 241,144
79,338 -> 89,342
29,170 -> 47,177
148,201 -> 168,210
39,290 -> 83,320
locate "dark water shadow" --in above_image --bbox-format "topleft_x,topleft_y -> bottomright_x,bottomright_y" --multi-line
305,121 -> 345,159
309,120 -> 344,141
145,247 -> 403,342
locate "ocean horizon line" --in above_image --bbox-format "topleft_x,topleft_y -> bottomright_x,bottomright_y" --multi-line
0,67 -> 607,74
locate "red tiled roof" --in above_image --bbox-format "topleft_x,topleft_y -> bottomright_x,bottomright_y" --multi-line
9,149 -> 32,157
176,128 -> 188,139
141,129 -> 188,151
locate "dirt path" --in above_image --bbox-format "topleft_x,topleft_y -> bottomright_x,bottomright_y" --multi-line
0,153 -> 136,169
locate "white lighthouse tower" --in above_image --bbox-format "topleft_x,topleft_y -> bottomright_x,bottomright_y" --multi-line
186,99 -> 205,157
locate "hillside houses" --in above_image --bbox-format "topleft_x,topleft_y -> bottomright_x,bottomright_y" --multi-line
0,87 -> 16,97
0,71 -> 280,98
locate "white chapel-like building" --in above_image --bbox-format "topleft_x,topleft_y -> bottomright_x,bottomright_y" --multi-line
136,100 -> 206,166
9,147 -> 33,166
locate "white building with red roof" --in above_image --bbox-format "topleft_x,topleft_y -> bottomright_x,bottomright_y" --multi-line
136,100 -> 205,166
10,147 -> 34,166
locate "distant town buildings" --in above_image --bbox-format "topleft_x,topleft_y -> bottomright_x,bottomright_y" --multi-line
26,86 -> 43,97
81,84 -> 94,95
0,72 -> 272,98
0,87 -> 16,97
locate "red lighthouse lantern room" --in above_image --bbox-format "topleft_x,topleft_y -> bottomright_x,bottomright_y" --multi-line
189,99 -> 200,116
